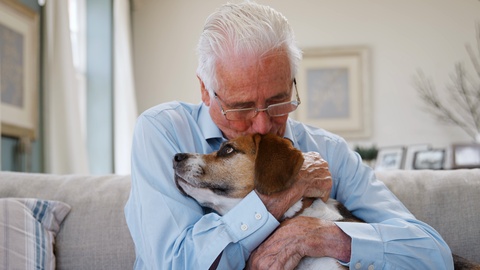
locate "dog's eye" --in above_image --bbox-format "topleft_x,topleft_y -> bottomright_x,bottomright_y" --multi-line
218,144 -> 236,156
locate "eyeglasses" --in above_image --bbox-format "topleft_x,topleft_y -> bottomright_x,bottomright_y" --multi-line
213,79 -> 301,121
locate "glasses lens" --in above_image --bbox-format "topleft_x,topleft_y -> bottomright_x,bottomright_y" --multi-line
225,108 -> 256,121
267,101 -> 299,117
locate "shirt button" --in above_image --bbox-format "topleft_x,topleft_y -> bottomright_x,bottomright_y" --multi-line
355,262 -> 361,269
368,265 -> 375,270
240,224 -> 248,231
255,213 -> 262,220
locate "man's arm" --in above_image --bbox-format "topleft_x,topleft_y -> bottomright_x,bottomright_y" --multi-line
248,132 -> 453,270
332,139 -> 452,269
124,111 -> 279,269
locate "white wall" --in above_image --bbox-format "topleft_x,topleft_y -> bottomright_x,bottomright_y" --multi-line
132,0 -> 480,150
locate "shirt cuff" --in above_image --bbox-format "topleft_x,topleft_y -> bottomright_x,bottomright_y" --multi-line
222,191 -> 279,252
335,222 -> 385,269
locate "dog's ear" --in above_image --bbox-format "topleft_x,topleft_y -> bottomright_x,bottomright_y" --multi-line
254,134 -> 304,195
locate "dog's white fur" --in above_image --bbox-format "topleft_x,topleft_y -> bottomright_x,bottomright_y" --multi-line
177,174 -> 242,215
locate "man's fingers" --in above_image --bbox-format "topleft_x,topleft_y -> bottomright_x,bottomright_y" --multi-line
299,152 -> 332,201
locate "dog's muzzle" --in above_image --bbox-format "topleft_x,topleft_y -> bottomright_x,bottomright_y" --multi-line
173,153 -> 189,165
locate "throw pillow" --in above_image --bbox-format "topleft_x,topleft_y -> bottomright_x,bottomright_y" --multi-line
0,198 -> 71,270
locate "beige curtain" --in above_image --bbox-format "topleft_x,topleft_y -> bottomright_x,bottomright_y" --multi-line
43,0 -> 89,173
43,0 -> 136,174
113,0 -> 138,175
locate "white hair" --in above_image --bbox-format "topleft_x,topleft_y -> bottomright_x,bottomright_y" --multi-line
196,1 -> 302,95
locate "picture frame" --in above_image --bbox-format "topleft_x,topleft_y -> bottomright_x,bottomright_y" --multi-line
413,149 -> 445,170
294,46 -> 371,139
0,0 -> 39,139
403,144 -> 430,170
452,143 -> 480,169
375,146 -> 405,171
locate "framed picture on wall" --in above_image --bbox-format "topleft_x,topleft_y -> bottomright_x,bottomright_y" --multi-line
452,143 -> 480,169
412,149 -> 445,170
0,0 -> 39,139
375,146 -> 405,171
294,46 -> 371,139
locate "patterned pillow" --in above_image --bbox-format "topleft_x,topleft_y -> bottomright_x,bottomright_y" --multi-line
0,198 -> 71,270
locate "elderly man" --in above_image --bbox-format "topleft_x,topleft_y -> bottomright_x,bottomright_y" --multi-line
125,2 -> 453,269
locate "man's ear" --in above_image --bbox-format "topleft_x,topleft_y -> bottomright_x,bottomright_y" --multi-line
198,76 -> 211,106
254,134 -> 304,195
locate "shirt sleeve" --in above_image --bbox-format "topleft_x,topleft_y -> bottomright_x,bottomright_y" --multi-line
124,111 -> 279,270
326,136 -> 454,269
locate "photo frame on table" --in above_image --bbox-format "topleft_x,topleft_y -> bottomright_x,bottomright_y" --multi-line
294,46 -> 371,139
412,149 -> 445,170
374,146 -> 405,171
0,0 -> 39,139
452,143 -> 480,169
403,144 -> 430,170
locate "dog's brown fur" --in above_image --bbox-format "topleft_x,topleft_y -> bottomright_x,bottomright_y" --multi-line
254,133 -> 304,195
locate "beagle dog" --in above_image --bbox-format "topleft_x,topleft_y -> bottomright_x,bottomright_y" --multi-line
173,133 -> 356,269
173,133 -> 474,270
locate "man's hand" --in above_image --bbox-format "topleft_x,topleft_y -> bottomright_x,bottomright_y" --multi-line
298,152 -> 332,202
255,152 -> 332,220
249,153 -> 341,270
246,216 -> 352,270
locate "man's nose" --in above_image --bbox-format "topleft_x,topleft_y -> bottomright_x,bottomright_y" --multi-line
251,111 -> 272,134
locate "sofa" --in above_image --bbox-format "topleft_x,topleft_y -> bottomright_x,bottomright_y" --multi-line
0,169 -> 479,269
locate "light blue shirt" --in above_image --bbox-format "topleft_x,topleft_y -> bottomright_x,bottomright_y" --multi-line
125,101 -> 453,269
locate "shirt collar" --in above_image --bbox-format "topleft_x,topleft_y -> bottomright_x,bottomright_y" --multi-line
198,103 -> 224,140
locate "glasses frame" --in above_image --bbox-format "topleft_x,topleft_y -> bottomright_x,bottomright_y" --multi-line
213,79 -> 301,121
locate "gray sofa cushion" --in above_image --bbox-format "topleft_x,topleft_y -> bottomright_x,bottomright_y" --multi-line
0,172 -> 135,270
377,169 -> 480,263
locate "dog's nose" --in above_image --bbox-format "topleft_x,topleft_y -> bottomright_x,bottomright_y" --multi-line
174,153 -> 188,162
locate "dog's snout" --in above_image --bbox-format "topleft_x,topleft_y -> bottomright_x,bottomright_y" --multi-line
174,153 -> 188,163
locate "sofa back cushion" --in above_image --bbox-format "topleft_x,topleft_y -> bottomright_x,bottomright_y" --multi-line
0,172 -> 135,270
376,169 -> 480,264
